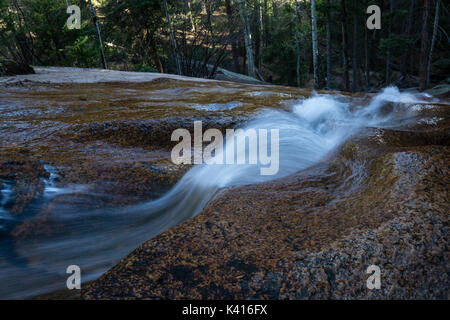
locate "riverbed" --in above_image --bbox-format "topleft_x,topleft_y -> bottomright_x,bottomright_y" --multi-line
0,67 -> 448,299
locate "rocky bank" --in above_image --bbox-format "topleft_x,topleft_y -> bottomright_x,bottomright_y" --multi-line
0,67 -> 448,299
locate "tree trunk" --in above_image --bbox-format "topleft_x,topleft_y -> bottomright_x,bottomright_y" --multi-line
237,0 -> 257,78
296,38 -> 301,87
401,0 -> 415,77
204,0 -> 213,38
352,0 -> 358,92
311,0 -> 319,89
419,0 -> 430,90
364,0 -> 370,91
150,36 -> 164,73
88,0 -> 107,69
242,44 -> 247,74
341,0 -> 350,91
295,2 -> 302,87
264,0 -> 269,46
258,0 -> 264,69
271,0 -> 278,17
426,0 -> 441,86
185,0 -> 196,32
225,0 -> 241,73
386,0 -> 393,85
163,0 -> 182,75
326,0 -> 332,89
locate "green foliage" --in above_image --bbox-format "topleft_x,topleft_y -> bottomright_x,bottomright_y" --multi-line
101,0 -> 166,69
133,63 -> 158,73
1,0 -> 100,67
63,35 -> 98,68
379,34 -> 414,55
263,3 -> 303,86
22,0 -> 77,64
1,0 -> 448,88
0,0 -> 24,61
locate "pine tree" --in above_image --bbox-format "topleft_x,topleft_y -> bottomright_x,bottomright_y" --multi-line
326,0 -> 333,89
341,0 -> 350,91
426,0 -> 441,87
163,0 -> 181,75
311,0 -> 319,89
419,0 -> 431,90
237,0 -> 257,78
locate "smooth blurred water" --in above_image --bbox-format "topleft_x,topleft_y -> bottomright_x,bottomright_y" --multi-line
0,180 -> 14,232
0,87 -> 430,298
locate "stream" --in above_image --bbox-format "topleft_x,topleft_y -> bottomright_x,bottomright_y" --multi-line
0,81 -> 440,298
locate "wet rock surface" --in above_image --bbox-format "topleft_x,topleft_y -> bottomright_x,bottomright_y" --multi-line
0,78 -> 298,200
1,69 -> 448,299
0,73 -> 308,298
81,105 -> 449,300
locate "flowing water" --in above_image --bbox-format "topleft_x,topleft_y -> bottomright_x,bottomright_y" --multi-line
0,84 -> 439,298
